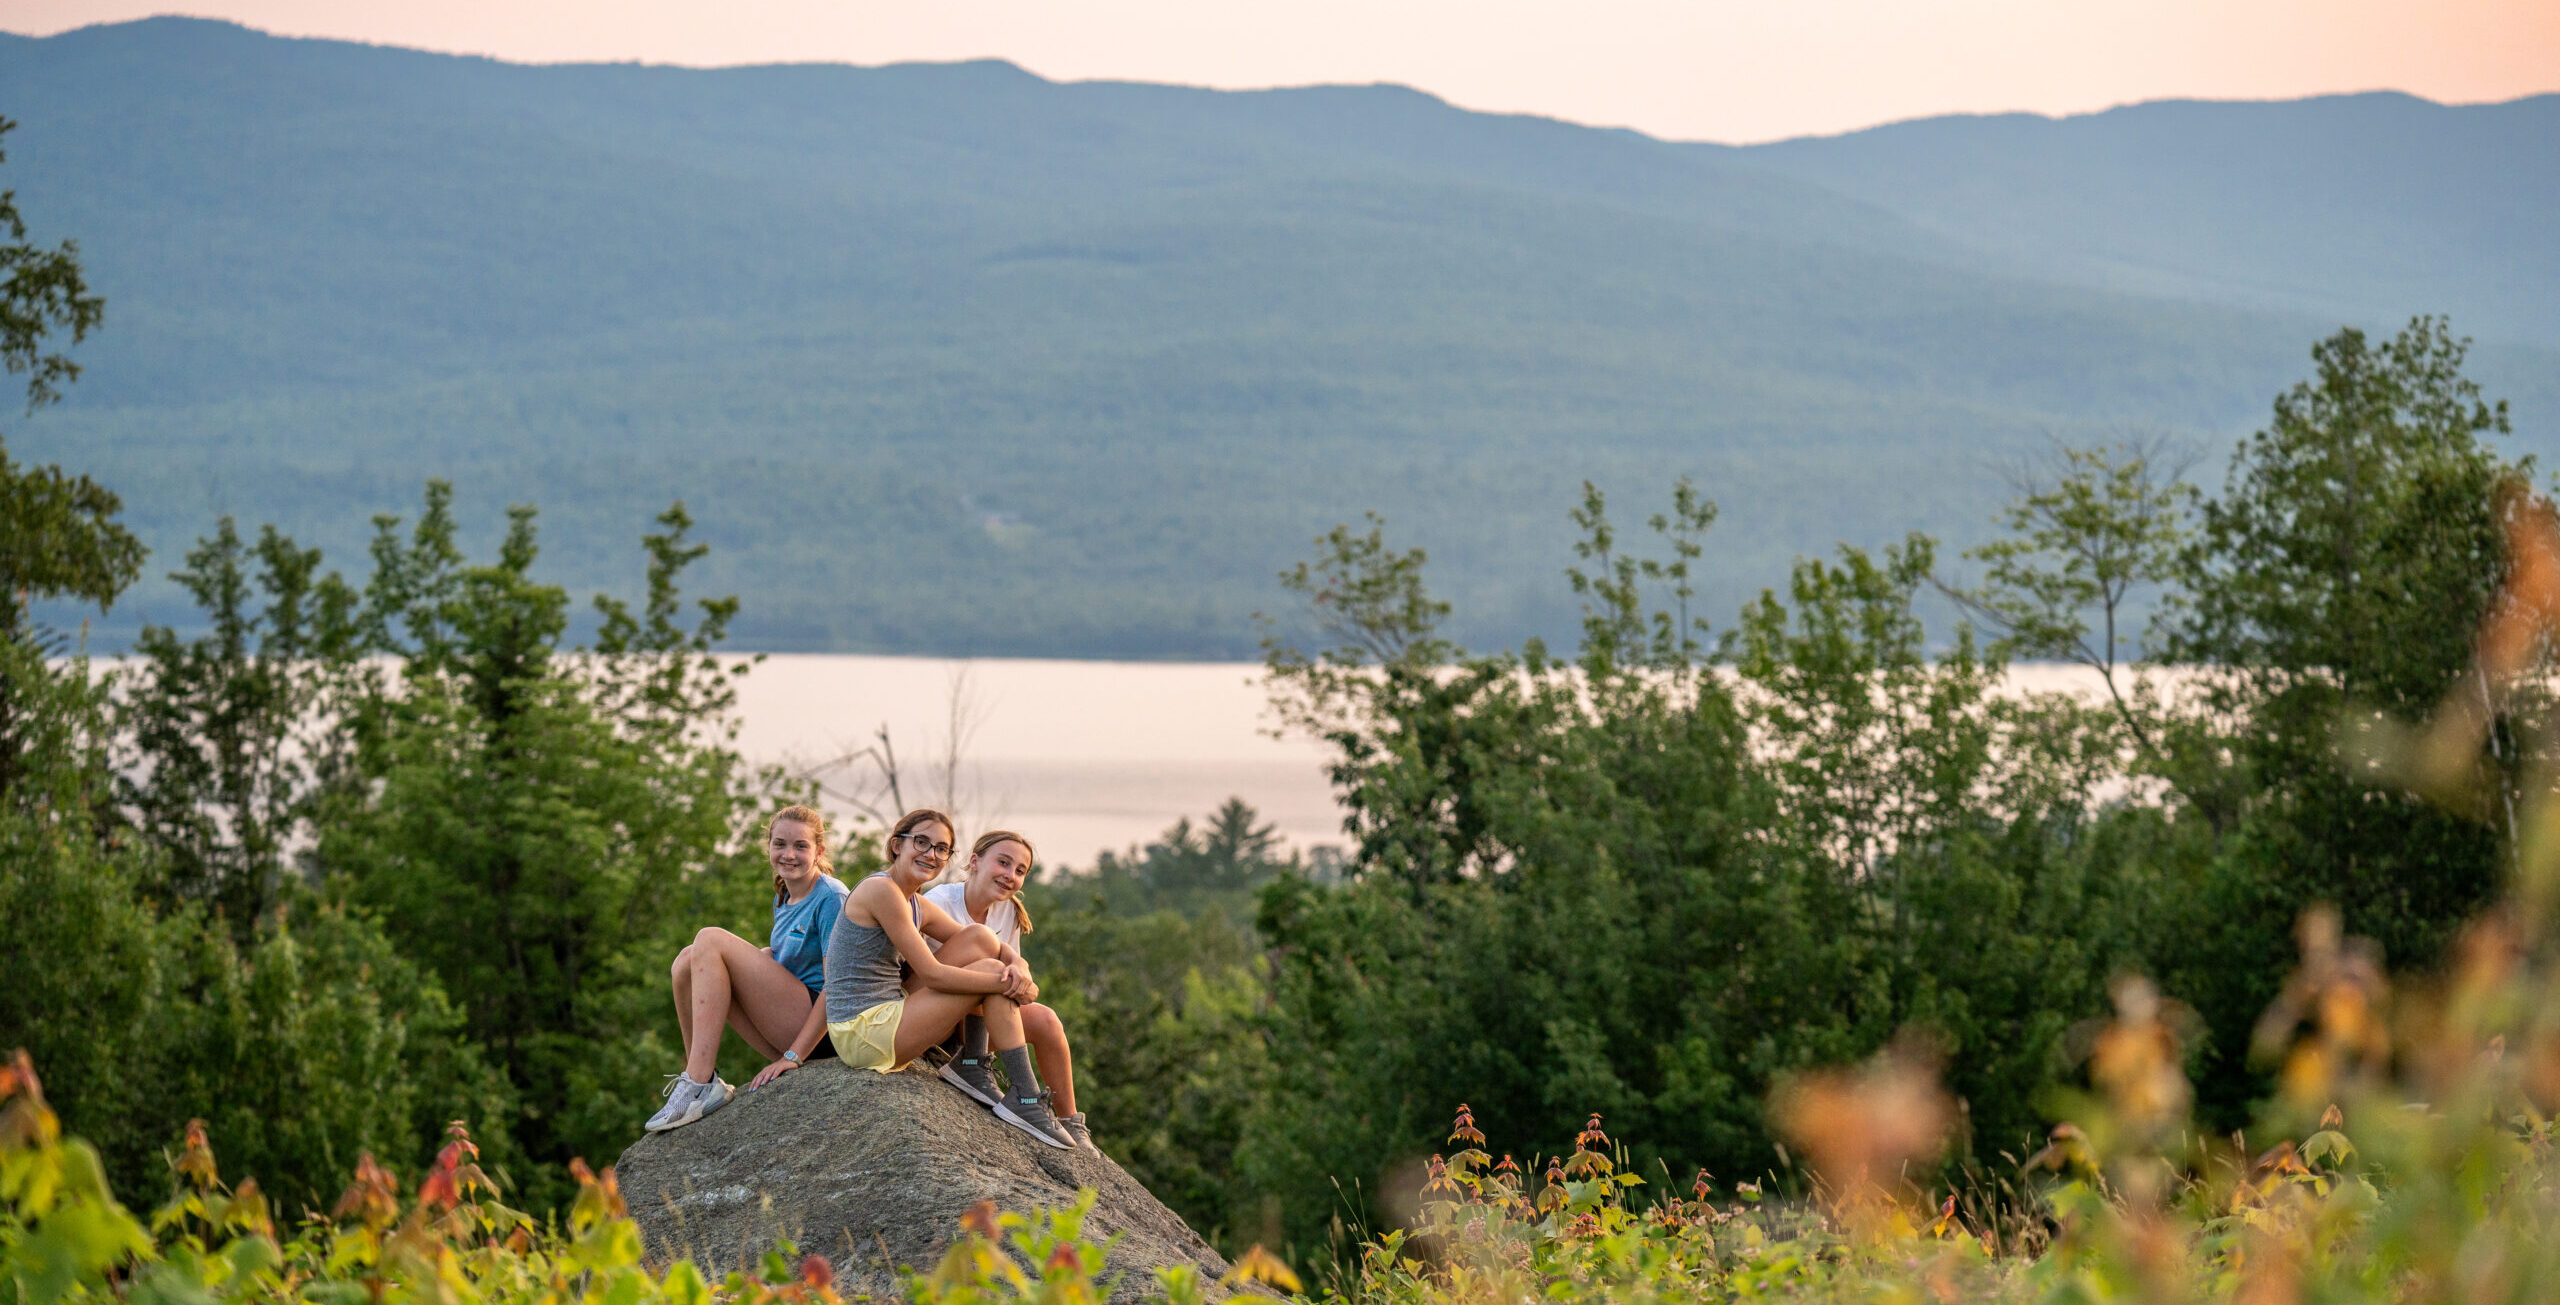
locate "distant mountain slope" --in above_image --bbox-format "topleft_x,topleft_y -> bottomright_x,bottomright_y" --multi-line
2,19 -> 2551,656
1734,93 -> 2560,348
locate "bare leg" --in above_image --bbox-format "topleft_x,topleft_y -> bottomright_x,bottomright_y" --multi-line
916,925 -> 1005,985
1023,1002 -> 1076,1117
681,927 -> 816,1081
896,958 -> 1033,1065
671,944 -> 697,1048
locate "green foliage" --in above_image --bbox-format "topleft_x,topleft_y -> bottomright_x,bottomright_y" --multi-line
316,488 -> 769,1209
121,517 -> 361,934
1244,488 -> 2147,1259
0,117 -> 101,414
1022,806 -> 1291,1251
1943,439 -> 2195,752
1068,799 -> 1304,921
2148,317 -> 2521,1125
0,590 -> 505,1219
1230,317 -> 2531,1269
0,1062 -> 867,1305
0,207 -> 512,1219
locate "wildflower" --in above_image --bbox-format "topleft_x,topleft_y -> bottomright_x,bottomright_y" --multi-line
1450,1102 -> 1486,1147
2253,908 -> 2390,1114
335,1153 -> 401,1228
176,1118 -> 220,1191
1575,1113 -> 1609,1150
1422,1154 -> 1458,1197
568,1157 -> 626,1221
2094,975 -> 2194,1139
1771,1039 -> 1952,1230
2026,1122 -> 2095,1174
800,1254 -> 834,1288
961,1199 -> 1002,1240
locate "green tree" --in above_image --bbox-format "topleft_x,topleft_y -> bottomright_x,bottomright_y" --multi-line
2141,318 -> 2519,1124
0,473 -> 500,1215
1073,797 -> 1299,919
1942,440 -> 2196,758
0,117 -> 102,413
318,487 -> 769,1203
0,118 -> 136,783
0,142 -> 513,1207
121,520 -> 363,936
1243,490 -> 2137,1263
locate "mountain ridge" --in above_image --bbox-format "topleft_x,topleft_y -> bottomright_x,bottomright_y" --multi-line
4,18 -> 2552,656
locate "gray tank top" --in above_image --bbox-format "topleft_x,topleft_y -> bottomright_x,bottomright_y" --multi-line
823,874 -> 919,1022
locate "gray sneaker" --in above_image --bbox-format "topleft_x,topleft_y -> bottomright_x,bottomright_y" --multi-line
1059,1111 -> 1094,1152
994,1088 -> 1074,1149
644,1073 -> 731,1132
919,1028 -> 964,1070
939,1055 -> 1001,1108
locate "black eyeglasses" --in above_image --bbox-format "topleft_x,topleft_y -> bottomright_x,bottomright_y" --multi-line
899,832 -> 955,860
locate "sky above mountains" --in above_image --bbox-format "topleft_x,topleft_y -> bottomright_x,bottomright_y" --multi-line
7,0 -> 2556,141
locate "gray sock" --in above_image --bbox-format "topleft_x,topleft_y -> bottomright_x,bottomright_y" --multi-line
998,1044 -> 1041,1101
963,1014 -> 988,1060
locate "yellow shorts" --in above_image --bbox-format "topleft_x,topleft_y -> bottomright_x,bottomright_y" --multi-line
827,1001 -> 906,1072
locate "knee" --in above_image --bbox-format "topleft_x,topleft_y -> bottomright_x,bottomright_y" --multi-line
693,926 -> 735,948
954,923 -> 1001,955
671,945 -> 695,980
1023,1003 -> 1062,1040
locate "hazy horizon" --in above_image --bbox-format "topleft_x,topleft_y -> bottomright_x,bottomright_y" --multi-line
8,0 -> 2555,144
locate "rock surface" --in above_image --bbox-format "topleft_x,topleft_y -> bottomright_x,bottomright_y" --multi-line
615,1062 -> 1234,1302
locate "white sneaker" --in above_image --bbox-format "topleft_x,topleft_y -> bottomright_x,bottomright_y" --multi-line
645,1073 -> 731,1132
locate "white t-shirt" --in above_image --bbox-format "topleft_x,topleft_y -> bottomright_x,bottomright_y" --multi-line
921,881 -> 1022,953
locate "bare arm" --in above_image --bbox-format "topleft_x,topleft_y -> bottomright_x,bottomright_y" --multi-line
748,998 -> 832,1090
871,883 -> 1009,993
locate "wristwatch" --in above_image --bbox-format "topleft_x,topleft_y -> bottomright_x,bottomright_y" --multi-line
782,1049 -> 801,1063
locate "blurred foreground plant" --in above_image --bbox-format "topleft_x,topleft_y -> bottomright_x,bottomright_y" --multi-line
0,1049 -> 859,1305
1315,486 -> 2560,1303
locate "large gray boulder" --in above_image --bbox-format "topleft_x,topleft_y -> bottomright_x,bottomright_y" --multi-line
614,1062 -> 1235,1302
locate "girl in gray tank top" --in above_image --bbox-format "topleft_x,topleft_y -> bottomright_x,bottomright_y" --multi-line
822,874 -> 917,1021
811,810 -> 1079,1150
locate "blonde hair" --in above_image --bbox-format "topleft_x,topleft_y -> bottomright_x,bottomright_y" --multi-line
969,829 -> 1036,936
766,804 -> 831,901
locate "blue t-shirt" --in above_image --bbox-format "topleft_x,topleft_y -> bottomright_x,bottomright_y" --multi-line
770,874 -> 849,993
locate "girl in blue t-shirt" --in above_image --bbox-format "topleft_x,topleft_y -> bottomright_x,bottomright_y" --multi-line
646,804 -> 850,1133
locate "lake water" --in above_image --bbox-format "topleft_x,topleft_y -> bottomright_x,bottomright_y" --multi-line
728,655 -> 1345,865
726,655 -> 2142,866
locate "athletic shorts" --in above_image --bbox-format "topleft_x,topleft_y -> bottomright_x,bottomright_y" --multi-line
827,1000 -> 905,1072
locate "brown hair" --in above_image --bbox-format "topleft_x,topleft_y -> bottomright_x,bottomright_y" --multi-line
969,829 -> 1036,936
886,808 -> 957,867
765,804 -> 831,902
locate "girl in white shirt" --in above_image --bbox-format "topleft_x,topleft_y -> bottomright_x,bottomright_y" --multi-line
924,830 -> 1091,1150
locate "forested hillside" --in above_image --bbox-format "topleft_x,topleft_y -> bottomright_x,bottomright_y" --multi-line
2,18 -> 2553,654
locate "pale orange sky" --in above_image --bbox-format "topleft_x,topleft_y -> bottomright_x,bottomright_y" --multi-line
6,0 -> 2556,142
